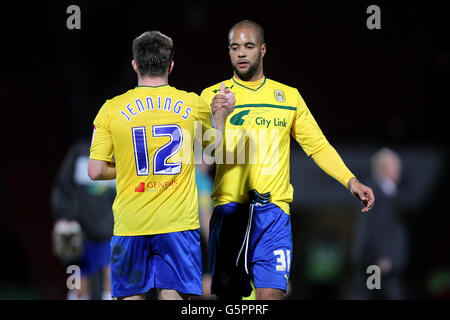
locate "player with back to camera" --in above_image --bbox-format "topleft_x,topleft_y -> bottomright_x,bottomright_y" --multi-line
201,20 -> 375,300
88,30 -> 234,300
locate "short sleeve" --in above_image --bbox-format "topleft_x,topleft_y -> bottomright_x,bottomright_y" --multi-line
200,88 -> 214,106
197,95 -> 212,132
90,101 -> 114,162
194,95 -> 214,149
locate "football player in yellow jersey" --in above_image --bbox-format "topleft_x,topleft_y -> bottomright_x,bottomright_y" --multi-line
88,31 -> 234,300
201,20 -> 375,300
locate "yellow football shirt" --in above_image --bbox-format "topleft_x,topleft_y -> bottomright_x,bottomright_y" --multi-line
90,85 -> 212,236
201,76 -> 354,214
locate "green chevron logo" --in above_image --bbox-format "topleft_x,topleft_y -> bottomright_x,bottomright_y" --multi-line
229,109 -> 250,126
212,85 -> 234,93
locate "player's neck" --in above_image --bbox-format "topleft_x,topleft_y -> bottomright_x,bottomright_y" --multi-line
137,75 -> 169,87
234,71 -> 264,83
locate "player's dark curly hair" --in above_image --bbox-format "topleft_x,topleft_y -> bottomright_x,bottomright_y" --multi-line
132,31 -> 174,77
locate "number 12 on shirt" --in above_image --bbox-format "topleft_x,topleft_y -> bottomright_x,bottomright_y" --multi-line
132,124 -> 183,176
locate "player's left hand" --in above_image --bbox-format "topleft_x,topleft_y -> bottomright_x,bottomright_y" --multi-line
348,177 -> 375,213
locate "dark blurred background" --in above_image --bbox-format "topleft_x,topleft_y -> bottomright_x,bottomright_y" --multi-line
1,0 -> 449,299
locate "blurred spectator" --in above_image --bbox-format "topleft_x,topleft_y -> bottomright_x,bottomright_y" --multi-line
349,148 -> 409,299
51,140 -> 115,300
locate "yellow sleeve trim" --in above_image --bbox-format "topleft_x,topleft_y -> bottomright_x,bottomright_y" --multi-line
311,144 -> 355,189
89,154 -> 113,162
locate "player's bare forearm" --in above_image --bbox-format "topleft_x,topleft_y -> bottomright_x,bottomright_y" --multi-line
88,159 -> 116,180
212,113 -> 226,132
348,177 -> 375,212
208,111 -> 227,155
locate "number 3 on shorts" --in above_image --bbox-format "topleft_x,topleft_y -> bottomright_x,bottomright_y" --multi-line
273,249 -> 291,272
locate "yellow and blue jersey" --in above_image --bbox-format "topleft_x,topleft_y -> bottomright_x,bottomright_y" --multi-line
201,76 -> 333,214
90,85 -> 211,236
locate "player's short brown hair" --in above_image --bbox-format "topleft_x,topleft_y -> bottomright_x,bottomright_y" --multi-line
132,31 -> 174,77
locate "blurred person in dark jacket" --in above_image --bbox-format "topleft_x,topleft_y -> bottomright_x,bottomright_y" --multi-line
350,148 -> 409,299
51,140 -> 115,300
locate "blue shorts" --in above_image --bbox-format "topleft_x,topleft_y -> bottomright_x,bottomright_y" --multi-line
209,202 -> 292,297
79,239 -> 111,276
110,230 -> 202,298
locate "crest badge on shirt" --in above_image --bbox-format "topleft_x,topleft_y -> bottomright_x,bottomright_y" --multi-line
274,90 -> 286,103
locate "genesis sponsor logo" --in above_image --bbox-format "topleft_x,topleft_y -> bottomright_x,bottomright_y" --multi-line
135,180 -> 178,192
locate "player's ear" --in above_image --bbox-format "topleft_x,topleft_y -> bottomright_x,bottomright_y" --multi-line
168,60 -> 175,75
261,43 -> 266,57
131,60 -> 138,73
